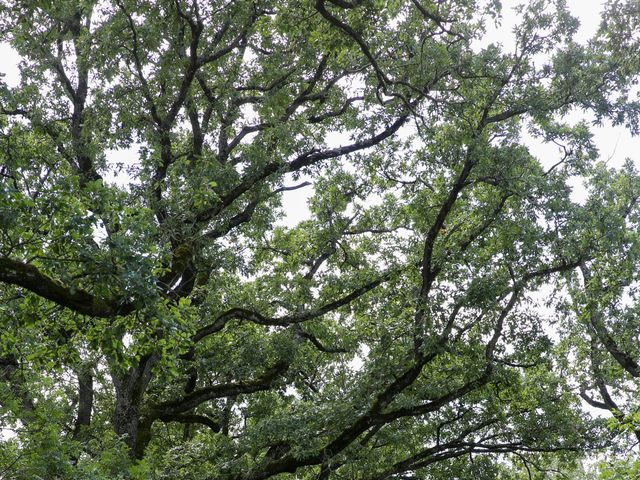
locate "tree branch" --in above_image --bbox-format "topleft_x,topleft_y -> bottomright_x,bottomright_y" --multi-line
193,268 -> 397,343
0,257 -> 130,318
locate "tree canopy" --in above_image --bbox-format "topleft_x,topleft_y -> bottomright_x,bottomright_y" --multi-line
1,0 -> 640,478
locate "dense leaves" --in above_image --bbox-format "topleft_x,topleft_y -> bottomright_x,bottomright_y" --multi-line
1,0 -> 640,478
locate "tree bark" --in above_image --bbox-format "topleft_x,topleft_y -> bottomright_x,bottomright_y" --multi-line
73,367 -> 94,439
111,354 -> 158,458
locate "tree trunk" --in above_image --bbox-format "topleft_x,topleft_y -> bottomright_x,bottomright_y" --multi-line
111,354 -> 157,459
73,367 -> 94,439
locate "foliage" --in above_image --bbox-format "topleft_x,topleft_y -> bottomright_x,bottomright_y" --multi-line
1,0 -> 640,479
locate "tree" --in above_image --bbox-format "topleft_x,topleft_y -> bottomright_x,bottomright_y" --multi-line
1,0 -> 639,478
562,165 -> 640,478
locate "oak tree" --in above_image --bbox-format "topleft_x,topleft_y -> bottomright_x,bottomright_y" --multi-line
1,0 -> 640,478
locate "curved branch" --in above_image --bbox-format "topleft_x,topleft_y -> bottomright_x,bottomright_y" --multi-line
0,257 -> 130,318
157,412 -> 221,432
193,268 -> 397,342
151,359 -> 289,417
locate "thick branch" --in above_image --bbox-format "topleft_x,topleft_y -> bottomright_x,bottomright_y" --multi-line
151,359 -> 289,417
193,269 -> 395,342
157,412 -> 221,432
0,257 -> 130,318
